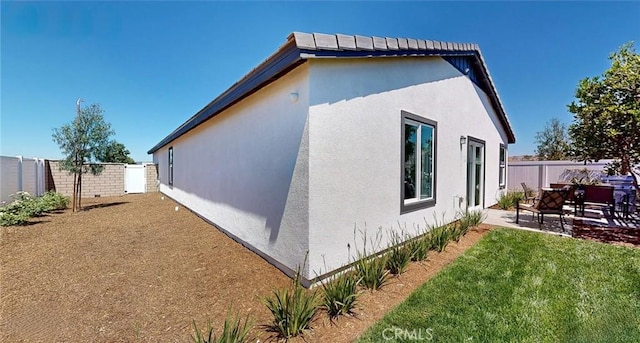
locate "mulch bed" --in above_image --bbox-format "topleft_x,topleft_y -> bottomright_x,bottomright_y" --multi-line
572,220 -> 640,247
1,193 -> 492,342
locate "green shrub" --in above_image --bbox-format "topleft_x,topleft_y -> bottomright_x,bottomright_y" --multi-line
450,223 -> 464,243
428,224 -> 453,252
354,252 -> 389,290
320,272 -> 361,318
191,312 -> 253,343
457,217 -> 472,237
496,191 -> 524,210
39,191 -> 69,211
352,227 -> 389,290
385,231 -> 412,275
263,272 -> 319,339
462,209 -> 486,227
0,191 -> 69,226
7,192 -> 45,217
0,211 -> 30,226
406,233 -> 430,262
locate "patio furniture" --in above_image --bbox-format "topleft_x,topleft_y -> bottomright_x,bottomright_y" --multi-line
516,187 -> 570,231
550,183 -> 580,215
521,182 -> 537,204
575,184 -> 615,217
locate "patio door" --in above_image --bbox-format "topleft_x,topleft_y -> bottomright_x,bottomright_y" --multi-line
466,138 -> 485,210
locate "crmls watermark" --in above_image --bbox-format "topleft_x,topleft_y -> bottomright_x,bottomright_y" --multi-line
381,326 -> 434,341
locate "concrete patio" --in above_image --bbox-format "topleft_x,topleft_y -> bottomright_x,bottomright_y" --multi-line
484,204 -> 640,239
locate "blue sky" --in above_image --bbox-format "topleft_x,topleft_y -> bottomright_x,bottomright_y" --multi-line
2,1 -> 639,162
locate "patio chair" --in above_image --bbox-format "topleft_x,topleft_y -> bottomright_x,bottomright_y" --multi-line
516,187 -> 570,231
521,182 -> 537,204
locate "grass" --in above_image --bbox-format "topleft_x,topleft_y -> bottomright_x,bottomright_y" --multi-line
358,229 -> 640,342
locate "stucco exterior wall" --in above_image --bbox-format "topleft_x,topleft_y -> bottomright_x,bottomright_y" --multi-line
154,65 -> 311,278
306,57 -> 509,276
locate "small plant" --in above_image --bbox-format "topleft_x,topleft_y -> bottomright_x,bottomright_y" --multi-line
39,191 -> 70,211
428,224 -> 452,252
385,231 -> 412,275
320,272 -> 361,318
0,191 -> 70,227
406,233 -> 430,262
449,222 -> 464,243
191,311 -> 253,343
497,191 -> 524,210
352,226 -> 389,290
0,211 -> 29,226
354,253 -> 389,290
462,209 -> 486,227
457,217 -> 472,238
263,270 -> 319,339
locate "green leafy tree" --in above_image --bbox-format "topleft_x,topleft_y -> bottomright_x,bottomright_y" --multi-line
52,102 -> 114,211
98,141 -> 135,164
568,42 -> 640,189
534,117 -> 570,160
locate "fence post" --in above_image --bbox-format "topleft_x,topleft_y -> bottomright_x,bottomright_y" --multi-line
16,155 -> 23,193
538,164 -> 543,190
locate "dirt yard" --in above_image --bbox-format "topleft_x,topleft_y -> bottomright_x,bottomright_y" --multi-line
0,193 -> 491,342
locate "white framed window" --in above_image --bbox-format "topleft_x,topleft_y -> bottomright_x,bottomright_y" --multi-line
168,147 -> 174,186
499,144 -> 506,189
401,111 -> 437,213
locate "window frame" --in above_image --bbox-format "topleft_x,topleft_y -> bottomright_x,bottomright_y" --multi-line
401,111 -> 437,214
499,144 -> 506,189
168,146 -> 174,186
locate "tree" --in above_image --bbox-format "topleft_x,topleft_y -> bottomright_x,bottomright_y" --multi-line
98,141 -> 135,164
534,117 -> 571,160
567,42 -> 640,189
52,101 -> 114,211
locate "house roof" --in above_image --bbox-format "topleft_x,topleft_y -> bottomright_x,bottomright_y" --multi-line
148,32 -> 515,154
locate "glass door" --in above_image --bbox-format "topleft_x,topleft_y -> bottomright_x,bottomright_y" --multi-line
466,138 -> 485,210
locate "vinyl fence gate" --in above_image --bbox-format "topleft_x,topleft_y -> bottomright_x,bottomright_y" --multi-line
124,164 -> 147,194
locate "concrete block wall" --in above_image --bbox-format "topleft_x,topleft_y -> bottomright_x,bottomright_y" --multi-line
145,164 -> 158,192
46,161 -> 159,198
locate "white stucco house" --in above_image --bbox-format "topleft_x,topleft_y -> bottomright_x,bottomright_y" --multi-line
148,32 -> 516,284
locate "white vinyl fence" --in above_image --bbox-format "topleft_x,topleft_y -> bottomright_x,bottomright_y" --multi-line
0,156 -> 46,205
507,159 -> 613,192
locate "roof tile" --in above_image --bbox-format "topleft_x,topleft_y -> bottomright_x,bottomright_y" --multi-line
355,35 -> 374,50
313,33 -> 339,50
407,38 -> 418,49
398,38 -> 409,50
292,32 -> 316,50
372,36 -> 388,50
336,34 -> 357,50
386,37 -> 399,50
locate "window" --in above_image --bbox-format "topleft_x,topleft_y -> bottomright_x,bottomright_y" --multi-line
499,144 -> 506,189
401,111 -> 437,213
168,147 -> 174,186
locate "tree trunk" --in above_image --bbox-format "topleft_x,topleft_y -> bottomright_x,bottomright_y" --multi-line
72,171 -> 77,212
77,171 -> 82,210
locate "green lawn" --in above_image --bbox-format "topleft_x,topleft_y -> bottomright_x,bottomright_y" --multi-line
358,229 -> 640,343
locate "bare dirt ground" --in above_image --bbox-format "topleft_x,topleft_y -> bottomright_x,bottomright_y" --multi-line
1,193 -> 491,342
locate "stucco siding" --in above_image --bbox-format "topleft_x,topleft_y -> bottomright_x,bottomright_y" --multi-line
154,65 -> 311,277
306,57 -> 508,276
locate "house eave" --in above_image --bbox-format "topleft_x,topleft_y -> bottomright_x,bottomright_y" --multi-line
147,39 -> 304,154
148,32 -> 515,154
